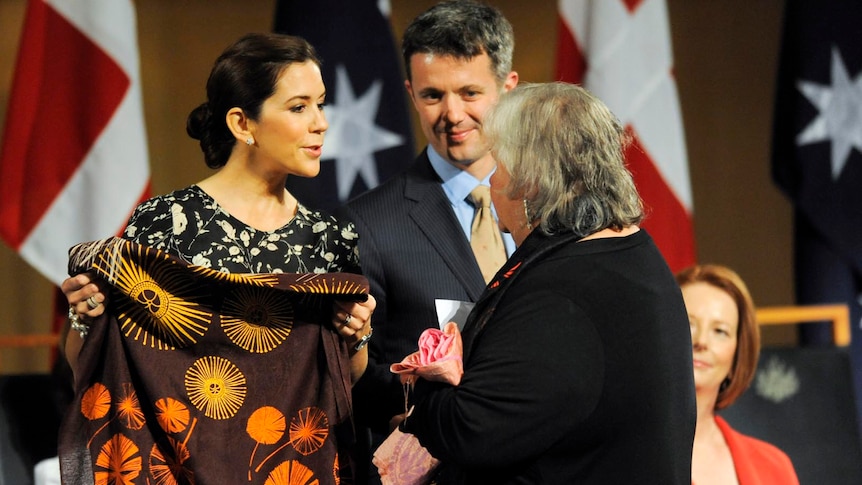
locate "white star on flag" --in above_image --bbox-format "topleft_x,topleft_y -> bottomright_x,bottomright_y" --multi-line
796,46 -> 862,180
322,65 -> 405,201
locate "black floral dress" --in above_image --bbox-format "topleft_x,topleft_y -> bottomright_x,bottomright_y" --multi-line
122,185 -> 360,274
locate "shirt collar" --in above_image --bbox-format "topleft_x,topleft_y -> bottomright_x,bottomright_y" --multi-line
426,146 -> 493,204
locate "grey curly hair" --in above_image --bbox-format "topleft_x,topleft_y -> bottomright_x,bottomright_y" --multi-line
483,82 -> 643,237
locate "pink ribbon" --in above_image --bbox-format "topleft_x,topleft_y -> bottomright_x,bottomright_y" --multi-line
390,321 -> 464,386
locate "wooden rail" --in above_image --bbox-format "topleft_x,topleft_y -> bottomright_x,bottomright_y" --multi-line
0,333 -> 59,349
756,304 -> 851,346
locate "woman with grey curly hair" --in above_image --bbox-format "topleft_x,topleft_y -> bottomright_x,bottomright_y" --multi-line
485,82 -> 643,240
403,82 -> 697,484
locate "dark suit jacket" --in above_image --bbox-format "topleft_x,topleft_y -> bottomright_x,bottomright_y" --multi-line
334,150 -> 488,430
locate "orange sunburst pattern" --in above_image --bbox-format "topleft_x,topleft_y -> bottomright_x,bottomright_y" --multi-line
149,437 -> 194,485
185,356 -> 246,420
222,287 -> 294,353
263,460 -> 319,485
333,455 -> 340,485
98,241 -> 212,350
288,407 -> 329,456
247,406 -> 286,445
82,382 -> 112,420
190,267 -> 280,287
116,383 -> 145,430
288,274 -> 366,296
94,433 -> 142,485
154,397 -> 190,434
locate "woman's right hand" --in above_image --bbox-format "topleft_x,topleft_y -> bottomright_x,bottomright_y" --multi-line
61,272 -> 108,378
62,272 -> 108,319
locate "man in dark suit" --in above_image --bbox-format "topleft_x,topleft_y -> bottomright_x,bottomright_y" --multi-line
334,1 -> 518,482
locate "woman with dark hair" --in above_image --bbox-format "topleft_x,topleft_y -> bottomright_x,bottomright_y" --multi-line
402,82 -> 696,483
677,264 -> 799,485
64,32 -> 374,373
58,33 -> 374,484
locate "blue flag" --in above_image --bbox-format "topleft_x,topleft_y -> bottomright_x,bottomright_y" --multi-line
274,0 -> 415,213
771,0 -> 862,424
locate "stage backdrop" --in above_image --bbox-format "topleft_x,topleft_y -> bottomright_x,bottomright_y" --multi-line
0,0 -> 792,373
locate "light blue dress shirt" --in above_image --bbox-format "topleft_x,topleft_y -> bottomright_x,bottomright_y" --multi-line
426,147 -> 516,256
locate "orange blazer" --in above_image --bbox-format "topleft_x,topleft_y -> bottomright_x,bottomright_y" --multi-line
713,415 -> 800,485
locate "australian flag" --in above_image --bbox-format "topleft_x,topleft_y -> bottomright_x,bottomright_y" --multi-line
771,0 -> 862,425
274,0 -> 415,214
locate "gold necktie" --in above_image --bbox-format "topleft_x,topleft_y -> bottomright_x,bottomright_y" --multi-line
469,185 -> 507,283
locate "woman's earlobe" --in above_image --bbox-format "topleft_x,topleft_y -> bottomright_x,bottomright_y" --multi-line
225,107 -> 252,144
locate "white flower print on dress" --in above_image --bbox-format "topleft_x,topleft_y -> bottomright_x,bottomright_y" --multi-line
216,220 -> 236,240
192,254 -> 211,268
171,203 -> 188,234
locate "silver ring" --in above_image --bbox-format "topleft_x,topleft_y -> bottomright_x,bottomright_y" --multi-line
343,313 -> 352,326
86,296 -> 100,310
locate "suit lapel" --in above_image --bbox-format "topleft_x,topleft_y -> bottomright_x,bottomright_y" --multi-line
404,153 -> 487,301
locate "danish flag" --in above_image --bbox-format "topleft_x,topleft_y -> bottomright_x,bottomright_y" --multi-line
556,0 -> 696,272
0,0 -> 150,287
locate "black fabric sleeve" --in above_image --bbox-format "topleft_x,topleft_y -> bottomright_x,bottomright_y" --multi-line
405,288 -> 604,468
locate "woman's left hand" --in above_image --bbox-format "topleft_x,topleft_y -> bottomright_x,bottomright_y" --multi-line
332,294 -> 376,352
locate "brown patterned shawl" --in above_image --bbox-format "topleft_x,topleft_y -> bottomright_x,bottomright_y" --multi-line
58,238 -> 368,485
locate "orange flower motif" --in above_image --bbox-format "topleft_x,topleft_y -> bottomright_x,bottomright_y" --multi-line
263,460 -> 319,485
94,433 -> 142,485
248,406 -> 286,445
82,382 -> 112,421
287,274 -> 366,296
190,267 -> 279,287
154,397 -> 190,434
247,406 -> 287,480
184,356 -> 247,420
221,287 -> 294,354
107,243 -> 212,350
149,437 -> 194,485
289,407 -> 329,456
116,383 -> 145,430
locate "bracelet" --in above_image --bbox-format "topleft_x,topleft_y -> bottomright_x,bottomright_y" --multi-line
354,327 -> 373,352
68,306 -> 89,339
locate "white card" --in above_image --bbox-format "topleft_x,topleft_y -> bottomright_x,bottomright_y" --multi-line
435,299 -> 475,330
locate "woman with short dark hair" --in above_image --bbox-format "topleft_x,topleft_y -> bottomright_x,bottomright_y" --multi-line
59,33 -> 375,484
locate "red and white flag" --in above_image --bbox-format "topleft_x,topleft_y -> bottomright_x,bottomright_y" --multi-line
556,0 -> 695,272
0,0 -> 150,286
